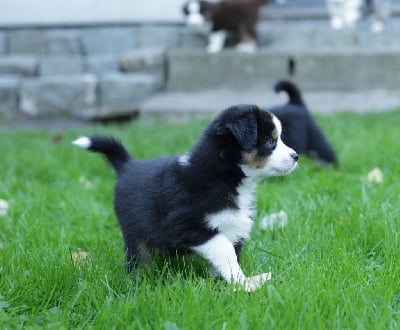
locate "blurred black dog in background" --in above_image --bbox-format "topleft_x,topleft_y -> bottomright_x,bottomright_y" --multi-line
267,80 -> 337,165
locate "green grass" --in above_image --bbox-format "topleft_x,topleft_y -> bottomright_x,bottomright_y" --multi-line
0,110 -> 399,329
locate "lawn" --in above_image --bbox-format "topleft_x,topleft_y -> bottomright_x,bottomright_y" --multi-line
0,110 -> 399,329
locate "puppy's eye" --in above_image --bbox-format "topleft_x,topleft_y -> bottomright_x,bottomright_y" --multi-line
266,139 -> 277,149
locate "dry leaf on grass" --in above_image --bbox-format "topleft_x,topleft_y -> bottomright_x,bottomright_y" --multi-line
366,167 -> 383,184
0,199 -> 9,217
79,176 -> 94,189
71,251 -> 90,264
259,210 -> 288,230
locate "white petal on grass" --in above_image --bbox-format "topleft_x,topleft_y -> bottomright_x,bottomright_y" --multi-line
71,251 -> 90,264
79,175 -> 94,189
259,210 -> 288,230
0,199 -> 8,217
366,167 -> 383,184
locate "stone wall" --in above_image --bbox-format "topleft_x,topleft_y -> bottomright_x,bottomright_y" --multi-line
0,24 -> 206,119
2,20 -> 400,120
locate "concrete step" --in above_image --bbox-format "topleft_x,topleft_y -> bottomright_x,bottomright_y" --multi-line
168,17 -> 400,91
257,20 -> 400,50
261,3 -> 400,20
0,73 -> 159,119
180,18 -> 400,51
167,49 -> 400,92
140,88 -> 400,122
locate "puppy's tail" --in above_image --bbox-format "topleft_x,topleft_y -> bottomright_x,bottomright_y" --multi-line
274,80 -> 305,107
72,136 -> 131,175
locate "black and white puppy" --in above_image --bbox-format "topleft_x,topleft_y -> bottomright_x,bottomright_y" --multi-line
73,105 -> 298,292
268,80 -> 337,165
182,0 -> 268,53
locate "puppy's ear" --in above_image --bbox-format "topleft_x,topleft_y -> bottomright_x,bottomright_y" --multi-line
218,114 -> 258,151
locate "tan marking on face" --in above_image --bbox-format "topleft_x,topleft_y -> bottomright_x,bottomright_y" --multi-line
241,151 -> 268,169
272,129 -> 278,140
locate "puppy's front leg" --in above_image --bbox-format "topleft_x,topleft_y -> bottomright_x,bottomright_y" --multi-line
191,234 -> 271,292
207,31 -> 227,53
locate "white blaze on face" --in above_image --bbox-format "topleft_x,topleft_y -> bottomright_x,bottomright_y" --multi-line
241,115 -> 298,179
186,1 -> 205,26
268,115 -> 298,174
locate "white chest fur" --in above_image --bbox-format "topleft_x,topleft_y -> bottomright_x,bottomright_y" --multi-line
205,178 -> 256,244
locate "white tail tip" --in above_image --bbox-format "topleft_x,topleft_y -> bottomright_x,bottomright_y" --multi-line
72,136 -> 91,149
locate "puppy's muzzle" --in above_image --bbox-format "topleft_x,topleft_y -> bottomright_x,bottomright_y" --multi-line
291,152 -> 299,162
186,13 -> 205,26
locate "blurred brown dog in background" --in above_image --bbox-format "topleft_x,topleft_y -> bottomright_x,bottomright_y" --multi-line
183,0 -> 272,53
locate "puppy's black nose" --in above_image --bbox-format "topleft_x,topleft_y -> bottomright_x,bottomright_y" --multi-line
291,152 -> 299,161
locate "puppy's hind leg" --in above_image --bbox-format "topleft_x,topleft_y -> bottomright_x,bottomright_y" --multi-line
191,234 -> 271,292
236,25 -> 257,53
125,241 -> 150,272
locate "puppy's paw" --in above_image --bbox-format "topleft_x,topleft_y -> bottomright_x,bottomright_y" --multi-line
207,44 -> 222,53
330,18 -> 343,30
236,272 -> 272,292
236,43 -> 257,54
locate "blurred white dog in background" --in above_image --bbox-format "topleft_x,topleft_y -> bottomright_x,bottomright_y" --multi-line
327,0 -> 363,29
364,0 -> 391,32
327,0 -> 391,32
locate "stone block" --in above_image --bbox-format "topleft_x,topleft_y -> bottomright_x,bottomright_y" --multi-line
20,74 -> 96,118
292,50 -> 400,90
86,55 -> 118,74
167,49 -> 400,91
257,21 -> 400,51
138,26 -> 179,48
46,30 -> 82,55
39,56 -> 85,75
119,48 -> 166,86
81,27 -> 137,55
97,73 -> 158,118
8,29 -> 47,55
0,76 -> 19,116
0,32 -> 5,54
178,28 -> 208,49
167,50 -> 289,91
0,56 -> 38,76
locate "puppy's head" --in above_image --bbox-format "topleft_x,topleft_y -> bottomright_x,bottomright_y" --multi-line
213,104 -> 298,179
183,1 -> 212,26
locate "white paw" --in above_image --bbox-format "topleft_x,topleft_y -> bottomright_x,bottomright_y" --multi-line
372,21 -> 384,33
207,45 -> 222,53
331,18 -> 343,30
236,43 -> 257,53
238,272 -> 272,292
